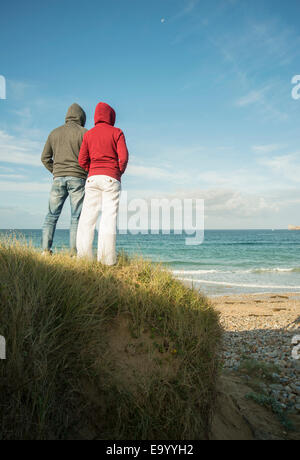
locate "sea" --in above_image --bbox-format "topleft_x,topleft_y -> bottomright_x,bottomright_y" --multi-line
1,229 -> 300,296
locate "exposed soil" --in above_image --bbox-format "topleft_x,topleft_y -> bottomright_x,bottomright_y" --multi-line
211,373 -> 300,440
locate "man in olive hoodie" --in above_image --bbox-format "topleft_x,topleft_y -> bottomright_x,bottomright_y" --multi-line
41,103 -> 87,254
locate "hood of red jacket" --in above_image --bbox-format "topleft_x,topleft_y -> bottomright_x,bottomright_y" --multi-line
94,102 -> 116,126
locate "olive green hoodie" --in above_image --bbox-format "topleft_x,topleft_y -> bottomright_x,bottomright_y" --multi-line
41,103 -> 88,179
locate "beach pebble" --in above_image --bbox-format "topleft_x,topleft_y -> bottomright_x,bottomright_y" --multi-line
270,384 -> 283,391
217,293 -> 300,413
291,385 -> 300,395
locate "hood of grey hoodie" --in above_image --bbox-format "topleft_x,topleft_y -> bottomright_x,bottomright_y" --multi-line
65,103 -> 86,127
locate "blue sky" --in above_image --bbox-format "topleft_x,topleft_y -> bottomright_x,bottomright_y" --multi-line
1,0 -> 300,229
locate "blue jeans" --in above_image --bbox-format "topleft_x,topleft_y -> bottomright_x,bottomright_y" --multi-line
42,176 -> 86,252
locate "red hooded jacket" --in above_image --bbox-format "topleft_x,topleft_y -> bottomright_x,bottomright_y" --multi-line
78,102 -> 129,182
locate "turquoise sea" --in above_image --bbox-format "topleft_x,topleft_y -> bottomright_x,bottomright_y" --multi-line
1,229 -> 300,296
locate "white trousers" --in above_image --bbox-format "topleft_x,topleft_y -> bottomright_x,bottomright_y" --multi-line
77,175 -> 121,265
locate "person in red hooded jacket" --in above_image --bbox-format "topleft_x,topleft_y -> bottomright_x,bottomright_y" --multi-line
76,102 -> 129,265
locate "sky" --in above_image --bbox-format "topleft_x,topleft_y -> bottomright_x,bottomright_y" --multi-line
1,0 -> 300,229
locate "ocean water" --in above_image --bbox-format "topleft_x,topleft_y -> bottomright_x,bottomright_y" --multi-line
1,229 -> 300,296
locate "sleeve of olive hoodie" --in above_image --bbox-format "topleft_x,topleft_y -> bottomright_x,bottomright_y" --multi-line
41,135 -> 54,173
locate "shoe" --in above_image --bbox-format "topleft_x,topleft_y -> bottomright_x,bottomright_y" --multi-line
41,250 -> 53,256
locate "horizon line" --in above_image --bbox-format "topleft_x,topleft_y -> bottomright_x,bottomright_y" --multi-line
0,228 -> 293,232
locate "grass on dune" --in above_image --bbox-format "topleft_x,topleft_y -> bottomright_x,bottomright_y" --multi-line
0,239 -> 221,440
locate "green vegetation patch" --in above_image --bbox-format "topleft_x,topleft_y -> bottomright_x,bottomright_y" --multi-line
0,240 -> 221,440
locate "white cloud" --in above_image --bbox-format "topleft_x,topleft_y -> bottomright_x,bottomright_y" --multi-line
234,82 -> 288,122
197,167 -> 277,192
7,80 -> 33,100
250,21 -> 300,65
0,174 -> 26,180
198,170 -> 233,186
0,130 -> 43,167
146,188 -> 280,222
252,144 -> 283,154
126,164 -> 190,183
236,88 -> 268,107
12,107 -> 32,120
259,153 -> 300,183
0,166 -> 14,173
170,0 -> 200,22
0,180 -> 49,192
210,17 -> 294,121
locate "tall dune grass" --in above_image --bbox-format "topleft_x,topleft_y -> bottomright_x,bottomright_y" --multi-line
0,239 -> 221,440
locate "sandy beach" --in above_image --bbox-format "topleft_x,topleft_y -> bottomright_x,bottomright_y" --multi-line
209,292 -> 300,439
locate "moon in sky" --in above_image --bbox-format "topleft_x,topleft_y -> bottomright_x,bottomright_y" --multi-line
161,18 -> 166,23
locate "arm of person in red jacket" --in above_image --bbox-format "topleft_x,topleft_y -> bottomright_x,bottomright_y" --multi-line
117,131 -> 129,175
78,133 -> 90,172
